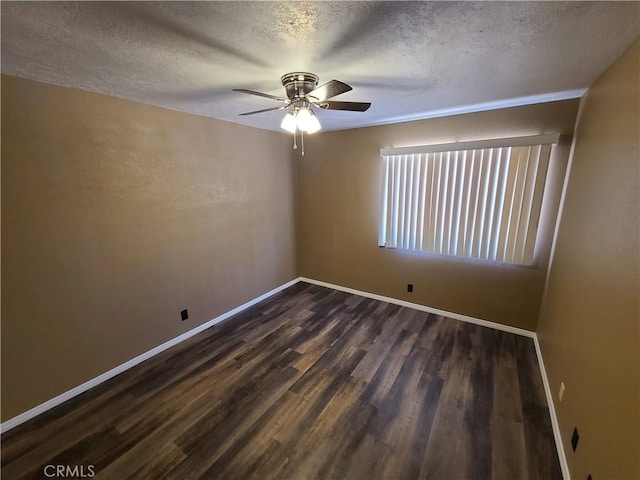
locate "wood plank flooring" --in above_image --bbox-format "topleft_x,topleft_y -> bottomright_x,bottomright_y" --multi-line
1,282 -> 562,479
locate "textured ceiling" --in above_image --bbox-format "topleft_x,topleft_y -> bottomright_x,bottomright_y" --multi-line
2,1 -> 639,132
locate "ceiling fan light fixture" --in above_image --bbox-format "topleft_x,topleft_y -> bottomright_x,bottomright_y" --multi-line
296,107 -> 311,121
280,107 -> 322,134
298,109 -> 321,133
280,112 -> 297,133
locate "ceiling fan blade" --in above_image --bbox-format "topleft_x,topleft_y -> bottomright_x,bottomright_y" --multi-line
232,89 -> 289,103
239,105 -> 290,116
307,80 -> 352,102
316,101 -> 371,112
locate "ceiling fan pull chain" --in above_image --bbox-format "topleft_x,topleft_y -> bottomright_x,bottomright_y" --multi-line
293,130 -> 297,150
301,129 -> 305,156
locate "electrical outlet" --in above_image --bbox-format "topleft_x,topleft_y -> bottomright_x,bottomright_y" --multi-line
407,283 -> 413,293
181,309 -> 188,321
559,382 -> 566,402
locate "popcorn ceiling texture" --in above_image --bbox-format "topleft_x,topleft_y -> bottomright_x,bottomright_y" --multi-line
1,1 -> 638,131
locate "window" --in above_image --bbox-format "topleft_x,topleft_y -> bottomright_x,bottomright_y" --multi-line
378,134 -> 559,265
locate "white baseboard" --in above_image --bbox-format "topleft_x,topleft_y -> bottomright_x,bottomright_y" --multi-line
299,276 -> 568,479
2,274 -> 568,480
0,277 -> 301,434
299,277 -> 536,338
533,335 -> 570,480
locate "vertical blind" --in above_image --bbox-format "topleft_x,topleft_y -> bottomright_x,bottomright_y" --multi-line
379,134 -> 558,265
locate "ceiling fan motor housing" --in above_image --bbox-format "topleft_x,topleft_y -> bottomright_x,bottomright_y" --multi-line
281,72 -> 319,100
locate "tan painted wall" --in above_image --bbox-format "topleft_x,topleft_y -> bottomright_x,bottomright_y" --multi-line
537,39 -> 639,479
297,101 -> 579,330
1,75 -> 297,421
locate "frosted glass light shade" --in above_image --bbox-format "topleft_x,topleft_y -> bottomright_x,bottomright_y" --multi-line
302,114 -> 321,133
296,108 -> 321,133
280,112 -> 297,133
296,108 -> 311,122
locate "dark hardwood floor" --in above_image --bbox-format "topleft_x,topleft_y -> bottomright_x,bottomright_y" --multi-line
1,282 -> 562,479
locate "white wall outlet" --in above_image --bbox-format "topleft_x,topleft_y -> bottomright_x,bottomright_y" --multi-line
559,382 -> 566,402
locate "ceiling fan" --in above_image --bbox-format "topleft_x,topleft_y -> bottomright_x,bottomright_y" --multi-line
233,72 -> 371,153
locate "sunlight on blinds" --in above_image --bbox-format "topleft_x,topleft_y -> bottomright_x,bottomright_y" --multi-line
379,135 -> 557,265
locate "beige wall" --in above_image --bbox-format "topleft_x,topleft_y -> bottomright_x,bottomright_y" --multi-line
297,101 -> 579,330
537,39 -> 639,480
1,75 -> 297,421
